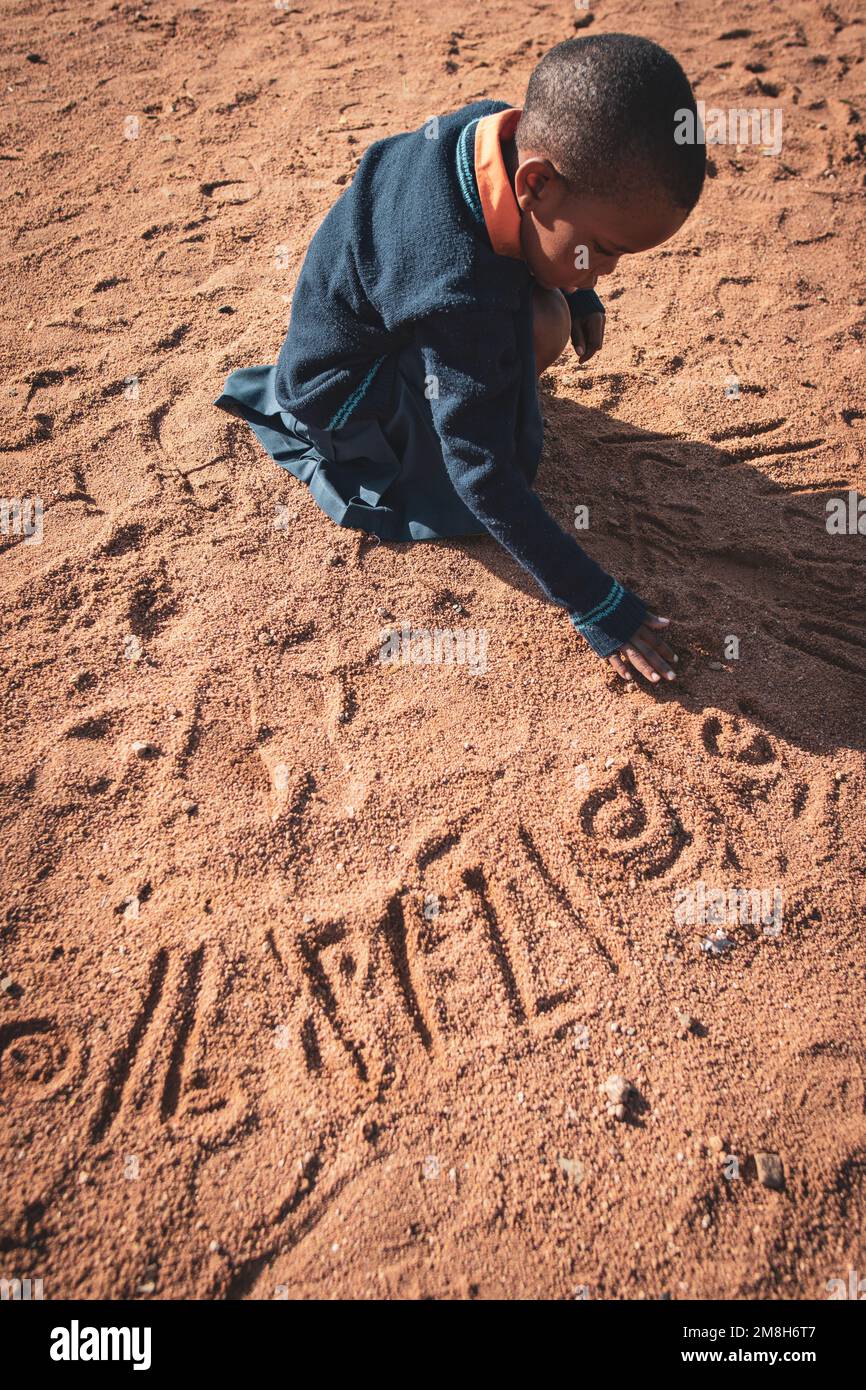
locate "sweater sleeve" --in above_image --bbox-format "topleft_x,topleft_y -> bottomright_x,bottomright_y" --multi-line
563,287 -> 605,319
416,309 -> 646,657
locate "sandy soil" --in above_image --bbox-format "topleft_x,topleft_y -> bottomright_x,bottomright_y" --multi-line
1,0 -> 865,1300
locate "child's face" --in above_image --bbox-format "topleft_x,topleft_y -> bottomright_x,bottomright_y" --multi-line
514,155 -> 691,294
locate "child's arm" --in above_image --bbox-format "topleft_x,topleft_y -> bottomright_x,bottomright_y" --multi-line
417,307 -> 676,680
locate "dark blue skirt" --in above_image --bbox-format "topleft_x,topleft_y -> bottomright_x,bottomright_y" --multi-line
214,340 -> 542,542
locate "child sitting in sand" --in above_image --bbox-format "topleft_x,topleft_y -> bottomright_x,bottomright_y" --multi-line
216,33 -> 705,681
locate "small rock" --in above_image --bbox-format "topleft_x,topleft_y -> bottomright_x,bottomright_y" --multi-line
708,660 -> 723,670
0,975 -> 14,993
707,1134 -> 724,1154
122,896 -> 140,921
556,1156 -> 584,1185
701,930 -> 735,956
130,740 -> 159,759
755,1151 -> 785,1191
676,1011 -> 697,1034
181,799 -> 198,816
138,1281 -> 156,1295
600,1074 -> 633,1107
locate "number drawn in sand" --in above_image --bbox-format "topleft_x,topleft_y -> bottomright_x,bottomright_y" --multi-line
576,760 -> 692,880
0,1016 -> 86,1102
89,945 -> 240,1142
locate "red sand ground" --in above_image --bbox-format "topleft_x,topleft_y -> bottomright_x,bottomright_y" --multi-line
1,0 -> 865,1300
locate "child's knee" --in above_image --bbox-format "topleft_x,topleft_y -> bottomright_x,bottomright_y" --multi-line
532,285 -> 571,373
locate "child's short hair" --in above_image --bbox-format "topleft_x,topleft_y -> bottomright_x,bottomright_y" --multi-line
517,33 -> 706,210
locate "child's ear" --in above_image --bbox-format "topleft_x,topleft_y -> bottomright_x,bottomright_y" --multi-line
514,156 -> 558,210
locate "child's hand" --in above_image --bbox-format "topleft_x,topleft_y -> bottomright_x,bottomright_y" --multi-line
607,614 -> 677,683
571,310 -> 605,364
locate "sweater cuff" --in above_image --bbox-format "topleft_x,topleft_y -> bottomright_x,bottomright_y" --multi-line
564,287 -> 605,319
569,581 -> 647,658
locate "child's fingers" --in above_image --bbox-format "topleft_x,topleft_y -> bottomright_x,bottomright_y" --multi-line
644,630 -> 677,664
628,637 -> 677,682
584,312 -> 605,356
622,644 -> 663,682
607,651 -> 632,681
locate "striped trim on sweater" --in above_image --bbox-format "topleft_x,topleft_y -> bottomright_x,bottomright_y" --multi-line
455,118 -> 483,223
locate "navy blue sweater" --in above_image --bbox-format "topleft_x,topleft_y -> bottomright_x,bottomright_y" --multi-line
275,100 -> 647,656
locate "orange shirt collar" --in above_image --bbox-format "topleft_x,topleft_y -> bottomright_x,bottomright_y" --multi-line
474,107 -> 523,260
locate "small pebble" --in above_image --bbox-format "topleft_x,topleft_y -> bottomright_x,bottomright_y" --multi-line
701,930 -> 735,956
600,1074 -> 633,1107
709,660 -> 723,670
755,1151 -> 785,1191
130,740 -> 159,759
556,1157 -> 584,1185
